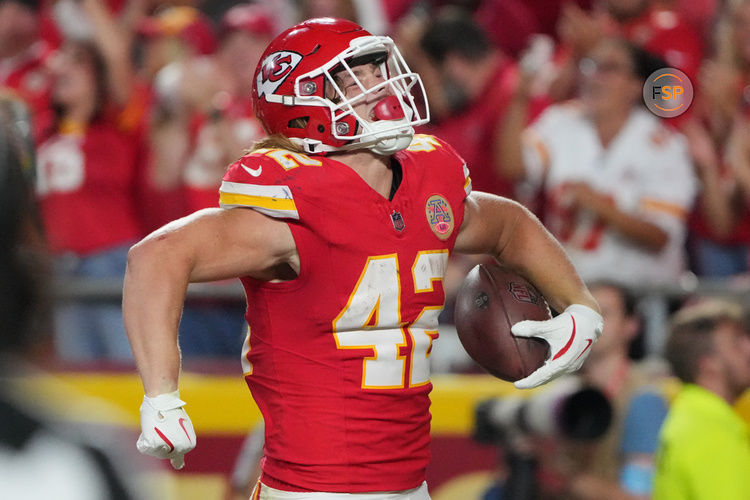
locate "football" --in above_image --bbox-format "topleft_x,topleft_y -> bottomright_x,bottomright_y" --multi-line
454,263 -> 551,382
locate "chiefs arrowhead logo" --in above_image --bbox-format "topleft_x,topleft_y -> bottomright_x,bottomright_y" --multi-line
256,51 -> 303,98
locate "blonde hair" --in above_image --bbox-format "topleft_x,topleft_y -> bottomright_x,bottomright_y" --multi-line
246,134 -> 305,154
666,299 -> 745,383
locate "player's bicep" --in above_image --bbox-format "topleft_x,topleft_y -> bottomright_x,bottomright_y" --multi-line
454,191 -> 524,256
145,207 -> 297,283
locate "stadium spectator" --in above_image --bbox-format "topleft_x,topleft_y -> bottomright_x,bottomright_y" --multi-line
399,7 -> 549,199
684,0 -> 750,277
123,17 -> 603,497
499,37 -> 697,287
683,115 -> 750,277
137,4 -> 217,82
550,0 -> 703,102
540,282 -> 668,500
653,299 -> 750,499
35,0 -> 148,362
473,0 -> 543,59
138,5 -> 218,230
147,4 -> 274,358
180,3 -> 272,214
0,0 -> 54,140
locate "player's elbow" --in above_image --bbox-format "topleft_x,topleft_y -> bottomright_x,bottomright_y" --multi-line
126,231 -> 190,279
126,238 -> 159,279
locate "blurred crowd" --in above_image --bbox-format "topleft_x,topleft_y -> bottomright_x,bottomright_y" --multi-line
2,0 -> 750,363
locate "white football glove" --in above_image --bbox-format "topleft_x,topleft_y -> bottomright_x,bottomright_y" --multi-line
512,304 -> 603,390
137,390 -> 196,470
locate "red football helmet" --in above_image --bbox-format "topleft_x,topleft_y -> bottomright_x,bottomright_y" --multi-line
252,18 -> 429,155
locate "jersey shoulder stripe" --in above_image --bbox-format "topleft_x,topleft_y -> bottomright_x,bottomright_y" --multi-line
405,134 -> 472,197
219,180 -> 298,219
462,162 -> 472,197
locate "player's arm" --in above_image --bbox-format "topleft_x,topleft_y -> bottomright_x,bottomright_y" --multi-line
455,192 -> 596,313
123,207 -> 296,468
124,207 -> 297,396
455,192 -> 602,388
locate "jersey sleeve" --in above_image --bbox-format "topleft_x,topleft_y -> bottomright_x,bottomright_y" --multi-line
409,134 -> 472,199
219,150 -> 300,220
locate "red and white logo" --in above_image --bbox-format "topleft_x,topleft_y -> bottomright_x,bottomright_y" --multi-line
256,51 -> 303,98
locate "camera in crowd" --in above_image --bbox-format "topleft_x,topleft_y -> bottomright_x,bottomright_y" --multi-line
474,376 -> 613,444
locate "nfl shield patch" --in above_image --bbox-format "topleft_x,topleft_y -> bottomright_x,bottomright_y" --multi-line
391,211 -> 405,231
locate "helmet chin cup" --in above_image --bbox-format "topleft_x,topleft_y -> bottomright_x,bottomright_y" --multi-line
364,124 -> 415,155
369,133 -> 414,156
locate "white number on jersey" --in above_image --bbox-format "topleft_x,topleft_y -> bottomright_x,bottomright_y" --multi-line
333,251 -> 448,389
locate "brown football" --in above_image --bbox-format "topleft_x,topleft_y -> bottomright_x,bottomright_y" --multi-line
454,263 -> 551,382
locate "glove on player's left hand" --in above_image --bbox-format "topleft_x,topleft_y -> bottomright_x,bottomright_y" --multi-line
512,304 -> 603,389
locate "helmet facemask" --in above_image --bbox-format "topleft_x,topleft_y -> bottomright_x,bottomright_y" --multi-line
288,36 -> 429,155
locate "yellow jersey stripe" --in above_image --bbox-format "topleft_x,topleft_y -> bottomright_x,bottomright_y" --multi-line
219,191 -> 297,212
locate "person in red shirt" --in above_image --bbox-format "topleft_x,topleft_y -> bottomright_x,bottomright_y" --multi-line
124,18 -> 604,498
36,0 -> 148,362
397,7 -> 548,200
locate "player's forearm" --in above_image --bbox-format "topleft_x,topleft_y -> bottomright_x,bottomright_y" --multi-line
123,236 -> 190,396
495,201 -> 598,314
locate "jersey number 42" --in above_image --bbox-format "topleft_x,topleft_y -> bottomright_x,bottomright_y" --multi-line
333,251 -> 448,390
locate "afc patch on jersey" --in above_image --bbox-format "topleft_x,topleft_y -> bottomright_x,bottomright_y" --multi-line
425,194 -> 454,240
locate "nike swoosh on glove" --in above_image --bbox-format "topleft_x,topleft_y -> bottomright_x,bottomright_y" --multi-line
511,304 -> 603,390
137,390 -> 196,470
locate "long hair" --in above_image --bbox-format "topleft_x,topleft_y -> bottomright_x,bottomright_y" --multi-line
248,133 -> 306,154
50,40 -> 110,132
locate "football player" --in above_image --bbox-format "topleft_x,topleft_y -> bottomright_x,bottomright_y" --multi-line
124,18 -> 603,500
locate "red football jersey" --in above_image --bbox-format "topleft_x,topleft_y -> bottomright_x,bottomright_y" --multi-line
36,119 -> 147,255
219,135 -> 471,492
